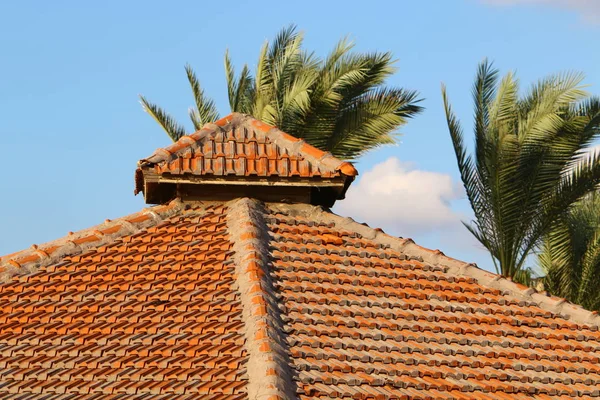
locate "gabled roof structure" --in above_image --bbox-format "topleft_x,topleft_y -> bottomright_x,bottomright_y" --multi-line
135,113 -> 357,207
1,115 -> 600,399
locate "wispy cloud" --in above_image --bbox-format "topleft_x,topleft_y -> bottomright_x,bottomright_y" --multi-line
481,0 -> 600,24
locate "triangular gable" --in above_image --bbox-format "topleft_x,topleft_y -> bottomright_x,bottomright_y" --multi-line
135,113 -> 357,207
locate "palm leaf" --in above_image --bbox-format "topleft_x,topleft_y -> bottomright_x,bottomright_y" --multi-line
445,61 -> 600,282
327,87 -> 422,159
185,64 -> 220,130
139,96 -> 186,141
142,25 -> 421,162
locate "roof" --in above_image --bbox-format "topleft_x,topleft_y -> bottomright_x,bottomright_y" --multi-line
135,113 -> 357,207
2,197 -> 600,399
0,202 -> 248,399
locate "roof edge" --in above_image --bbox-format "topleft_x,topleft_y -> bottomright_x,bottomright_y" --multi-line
226,198 -> 297,400
0,199 -> 185,282
269,202 -> 600,328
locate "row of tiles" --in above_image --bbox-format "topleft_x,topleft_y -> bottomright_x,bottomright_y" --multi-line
0,206 -> 250,399
267,207 -> 600,400
155,156 -> 341,178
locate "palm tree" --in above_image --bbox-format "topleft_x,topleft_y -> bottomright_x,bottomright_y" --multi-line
442,60 -> 600,280
140,26 -> 422,160
540,192 -> 600,310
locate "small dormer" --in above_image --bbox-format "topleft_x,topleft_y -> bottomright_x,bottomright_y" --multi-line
135,113 -> 358,207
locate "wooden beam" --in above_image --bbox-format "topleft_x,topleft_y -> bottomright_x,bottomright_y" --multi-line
148,173 -> 345,188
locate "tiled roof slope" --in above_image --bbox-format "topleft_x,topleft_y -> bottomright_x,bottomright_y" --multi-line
0,202 -> 249,399
2,198 -> 600,399
266,202 -> 600,399
135,113 -> 357,195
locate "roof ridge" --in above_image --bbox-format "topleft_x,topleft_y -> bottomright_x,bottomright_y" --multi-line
0,199 -> 185,282
269,202 -> 600,328
226,197 -> 297,400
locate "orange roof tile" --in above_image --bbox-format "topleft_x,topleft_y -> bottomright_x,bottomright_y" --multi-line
265,202 -> 600,399
2,197 -> 600,399
0,202 -> 249,399
6,107 -> 600,400
135,113 -> 357,206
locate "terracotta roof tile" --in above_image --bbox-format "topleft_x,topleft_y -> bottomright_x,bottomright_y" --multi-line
265,202 -> 600,399
0,203 -> 248,398
2,198 -> 600,399
137,113 -> 357,183
134,113 -> 357,206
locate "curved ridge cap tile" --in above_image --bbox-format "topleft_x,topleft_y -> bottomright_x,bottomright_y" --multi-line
137,148 -> 173,167
226,197 -> 297,400
215,113 -> 235,127
163,137 -> 195,156
295,139 -> 357,176
319,154 -> 358,177
0,198 -> 185,281
272,128 -> 301,144
300,141 -> 328,161
266,202 -> 600,328
139,120 -> 227,168
155,128 -> 215,164
337,161 -> 358,176
247,116 -> 275,133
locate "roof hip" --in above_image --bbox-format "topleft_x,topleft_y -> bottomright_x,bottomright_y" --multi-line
226,197 -> 297,399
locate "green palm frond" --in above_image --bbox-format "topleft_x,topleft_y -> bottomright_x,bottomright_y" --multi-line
541,193 -> 600,311
296,47 -> 421,155
488,71 -> 518,129
142,25 -> 422,159
518,71 -> 587,143
139,96 -> 186,141
267,24 -> 299,65
444,82 -> 504,272
578,96 -> 600,118
185,64 -> 220,130
326,87 -> 422,159
224,50 -> 254,114
444,61 -> 600,282
225,50 -> 236,110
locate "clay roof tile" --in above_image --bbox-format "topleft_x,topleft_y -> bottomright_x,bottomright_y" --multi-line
135,113 -> 357,206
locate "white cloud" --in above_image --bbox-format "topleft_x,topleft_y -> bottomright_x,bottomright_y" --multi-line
335,157 -> 463,235
335,157 -> 493,268
481,0 -> 600,23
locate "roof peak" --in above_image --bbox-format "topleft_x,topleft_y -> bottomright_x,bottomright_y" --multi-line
135,113 -> 357,207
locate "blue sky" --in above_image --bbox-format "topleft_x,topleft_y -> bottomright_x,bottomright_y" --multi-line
0,0 -> 598,272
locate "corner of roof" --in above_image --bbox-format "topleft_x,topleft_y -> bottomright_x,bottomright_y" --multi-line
215,113 -> 236,126
267,202 -> 600,328
0,199 -> 185,282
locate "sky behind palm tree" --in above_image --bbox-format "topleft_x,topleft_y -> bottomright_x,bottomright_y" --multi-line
0,0 -> 597,272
